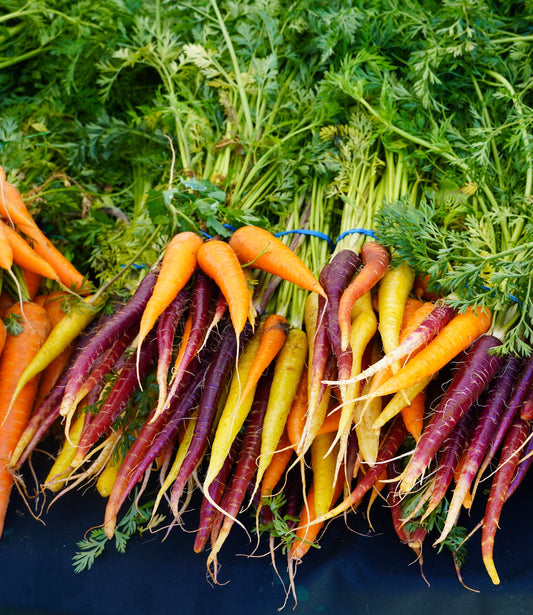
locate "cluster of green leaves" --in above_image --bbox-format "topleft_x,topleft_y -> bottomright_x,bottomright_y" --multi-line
72,494 -> 163,573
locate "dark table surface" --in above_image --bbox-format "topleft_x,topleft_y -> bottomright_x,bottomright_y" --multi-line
1,461 -> 532,615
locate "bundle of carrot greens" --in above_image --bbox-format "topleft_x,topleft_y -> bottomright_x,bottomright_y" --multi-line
1,0 -> 533,606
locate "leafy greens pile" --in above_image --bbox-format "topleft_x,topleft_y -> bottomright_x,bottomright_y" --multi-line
1,0 -> 533,352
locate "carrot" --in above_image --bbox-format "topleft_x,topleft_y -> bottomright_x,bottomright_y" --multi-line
372,376 -> 431,433
0,221 -> 13,271
0,320 -> 6,357
400,389 -> 426,442
260,429 -> 294,499
0,174 -> 88,293
228,225 -> 326,298
254,327 -> 308,492
338,241 -> 390,351
399,333 -> 503,494
481,414 -> 530,585
8,293 -> 102,417
377,261 -> 415,358
360,305 -> 493,403
311,431 -> 339,517
285,366 -> 309,448
197,239 -> 250,339
0,301 -> 51,537
21,269 -> 42,300
0,220 -> 60,282
288,467 -> 345,561
136,231 -> 203,378
201,321 -> 266,493
234,314 -> 288,412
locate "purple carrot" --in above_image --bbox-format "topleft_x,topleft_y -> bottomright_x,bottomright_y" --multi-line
421,406 -> 478,524
506,426 -> 533,500
481,413 -> 530,585
72,332 -> 159,465
207,370 -> 273,562
436,354 -> 522,542
155,283 -> 192,414
59,272 -> 158,416
193,434 -> 242,554
399,334 -> 505,493
162,271 -> 214,413
388,458 -> 427,561
103,353 -> 210,539
169,319 -> 254,515
320,249 -> 361,382
519,380 -> 533,421
346,301 -> 458,386
476,354 -> 533,484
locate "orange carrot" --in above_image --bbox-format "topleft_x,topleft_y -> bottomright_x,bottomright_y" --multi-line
228,225 -> 326,298
0,174 -> 88,293
197,239 -> 250,339
360,306 -> 493,401
0,320 -> 6,356
21,270 -> 43,300
401,389 -> 426,441
0,220 -> 60,282
0,301 -> 51,537
235,313 -> 288,410
34,291 -> 74,406
0,221 -> 13,271
136,231 -> 203,372
260,429 -> 294,499
338,241 -> 390,351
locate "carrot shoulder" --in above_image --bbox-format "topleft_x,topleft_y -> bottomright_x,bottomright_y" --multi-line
0,301 -> 51,537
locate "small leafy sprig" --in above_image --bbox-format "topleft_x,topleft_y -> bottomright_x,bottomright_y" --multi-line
72,496 -> 164,573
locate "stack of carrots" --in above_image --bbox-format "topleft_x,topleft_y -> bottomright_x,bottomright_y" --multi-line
1,172 -> 533,604
0,171 -> 94,537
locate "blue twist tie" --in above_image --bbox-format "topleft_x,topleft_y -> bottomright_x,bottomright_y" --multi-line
274,229 -> 335,249
336,228 -> 377,243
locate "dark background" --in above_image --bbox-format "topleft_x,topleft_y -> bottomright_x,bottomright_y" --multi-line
1,462 -> 532,615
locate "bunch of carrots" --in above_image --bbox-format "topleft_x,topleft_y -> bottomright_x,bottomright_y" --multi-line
1,171 -> 533,603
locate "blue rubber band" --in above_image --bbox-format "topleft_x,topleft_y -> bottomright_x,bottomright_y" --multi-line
336,228 -> 377,243
480,284 -> 520,304
274,228 -> 336,249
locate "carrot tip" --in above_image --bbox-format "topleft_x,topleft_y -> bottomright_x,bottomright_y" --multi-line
482,555 -> 501,585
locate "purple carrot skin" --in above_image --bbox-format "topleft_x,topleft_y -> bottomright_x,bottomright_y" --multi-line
321,250 -> 361,375
387,459 -> 427,561
194,433 -> 242,554
342,302 -> 458,386
313,417 -> 408,523
59,272 -> 158,416
169,320 -> 254,515
519,380 -> 533,421
155,283 -> 192,412
162,271 -> 213,412
72,332 -> 159,466
481,414 -> 530,585
506,429 -> 533,500
208,370 -> 272,557
476,354 -> 533,486
435,355 -> 522,543
103,355 -> 209,539
399,334 -> 505,493
420,407 -> 478,522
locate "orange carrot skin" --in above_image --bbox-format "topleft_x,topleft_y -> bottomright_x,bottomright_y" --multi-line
0,321 -> 6,356
228,225 -> 326,298
197,239 -> 250,338
373,306 -> 493,399
401,390 -> 426,441
0,302 -> 51,537
0,220 -> 60,282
